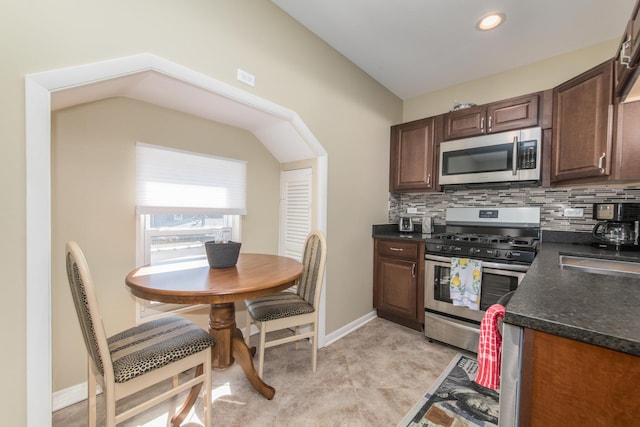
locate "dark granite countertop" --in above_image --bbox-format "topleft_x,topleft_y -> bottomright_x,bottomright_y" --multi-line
505,241 -> 640,356
372,223 -> 444,241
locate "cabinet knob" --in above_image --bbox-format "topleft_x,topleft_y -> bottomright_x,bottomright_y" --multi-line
488,115 -> 493,132
480,116 -> 485,132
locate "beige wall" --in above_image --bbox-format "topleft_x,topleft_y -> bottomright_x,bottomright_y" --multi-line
403,39 -> 620,121
51,97 -> 280,390
1,2 -> 399,423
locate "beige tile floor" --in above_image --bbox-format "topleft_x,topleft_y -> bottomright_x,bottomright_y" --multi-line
53,317 -> 465,427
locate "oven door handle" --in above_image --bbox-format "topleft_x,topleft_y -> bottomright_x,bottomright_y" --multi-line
483,267 -> 526,280
424,253 -> 530,272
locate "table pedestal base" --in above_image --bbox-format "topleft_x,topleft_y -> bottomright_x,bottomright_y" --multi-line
208,302 -> 275,399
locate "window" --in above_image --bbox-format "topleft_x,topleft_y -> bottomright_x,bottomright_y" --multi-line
135,143 -> 246,320
142,214 -> 235,265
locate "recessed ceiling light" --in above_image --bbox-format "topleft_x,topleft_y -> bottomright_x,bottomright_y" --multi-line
477,12 -> 506,31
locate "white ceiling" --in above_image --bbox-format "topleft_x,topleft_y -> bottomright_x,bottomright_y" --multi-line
273,0 -> 636,100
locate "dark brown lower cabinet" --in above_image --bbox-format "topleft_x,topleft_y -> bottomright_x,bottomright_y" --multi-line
519,329 -> 640,427
373,239 -> 424,331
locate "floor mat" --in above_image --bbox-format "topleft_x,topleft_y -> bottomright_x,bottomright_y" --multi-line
397,353 -> 500,427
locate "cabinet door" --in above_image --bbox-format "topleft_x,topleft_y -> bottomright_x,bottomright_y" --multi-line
616,1 -> 640,99
443,105 -> 486,140
375,256 -> 417,319
519,329 -> 640,427
551,60 -> 613,184
630,0 -> 640,67
613,100 -> 640,180
488,93 -> 539,134
615,25 -> 633,98
389,118 -> 436,192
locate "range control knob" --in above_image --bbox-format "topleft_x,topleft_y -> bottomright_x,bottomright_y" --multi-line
469,247 -> 480,256
505,251 -> 513,259
492,250 -> 501,258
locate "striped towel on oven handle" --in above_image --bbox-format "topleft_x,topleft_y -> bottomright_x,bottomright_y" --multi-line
475,303 -> 506,390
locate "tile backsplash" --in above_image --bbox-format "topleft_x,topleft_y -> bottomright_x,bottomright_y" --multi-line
389,184 -> 640,232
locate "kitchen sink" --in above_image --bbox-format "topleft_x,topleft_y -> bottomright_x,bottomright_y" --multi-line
559,255 -> 640,278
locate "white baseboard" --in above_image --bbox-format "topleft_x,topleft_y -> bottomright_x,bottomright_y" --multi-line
245,310 -> 377,348
323,310 -> 377,347
53,312 -> 378,411
52,382 -> 102,412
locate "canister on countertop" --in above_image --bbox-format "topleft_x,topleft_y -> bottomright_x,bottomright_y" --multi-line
422,215 -> 433,234
399,216 -> 414,232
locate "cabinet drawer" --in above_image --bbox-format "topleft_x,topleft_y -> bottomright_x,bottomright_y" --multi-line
377,240 -> 418,259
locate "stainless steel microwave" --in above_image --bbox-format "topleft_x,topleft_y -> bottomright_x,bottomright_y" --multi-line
439,127 -> 542,186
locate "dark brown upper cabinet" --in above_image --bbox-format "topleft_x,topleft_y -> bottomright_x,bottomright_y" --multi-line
444,93 -> 540,140
615,0 -> 640,101
389,116 -> 439,192
551,60 -> 614,185
612,100 -> 640,181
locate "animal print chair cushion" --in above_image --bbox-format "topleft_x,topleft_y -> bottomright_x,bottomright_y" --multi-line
245,291 -> 314,322
108,316 -> 215,383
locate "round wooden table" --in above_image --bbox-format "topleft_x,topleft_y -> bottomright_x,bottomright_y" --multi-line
125,253 -> 303,406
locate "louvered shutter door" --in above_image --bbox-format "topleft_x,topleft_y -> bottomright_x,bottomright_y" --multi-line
279,169 -> 312,261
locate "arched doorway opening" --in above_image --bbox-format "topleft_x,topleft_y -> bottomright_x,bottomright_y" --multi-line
25,53 -> 327,426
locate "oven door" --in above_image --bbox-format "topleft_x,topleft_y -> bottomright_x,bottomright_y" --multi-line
424,254 -> 526,323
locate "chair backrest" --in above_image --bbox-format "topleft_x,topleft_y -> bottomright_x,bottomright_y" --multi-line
296,231 -> 327,308
65,241 -> 113,381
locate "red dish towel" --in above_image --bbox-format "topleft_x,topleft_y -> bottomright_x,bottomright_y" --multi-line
475,303 -> 506,390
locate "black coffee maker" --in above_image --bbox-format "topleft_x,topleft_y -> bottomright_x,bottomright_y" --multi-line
592,203 -> 640,250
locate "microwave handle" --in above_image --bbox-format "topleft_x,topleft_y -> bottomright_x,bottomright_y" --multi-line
512,136 -> 518,176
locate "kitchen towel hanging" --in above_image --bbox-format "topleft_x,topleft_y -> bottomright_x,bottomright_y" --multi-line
475,303 -> 506,390
449,257 -> 482,310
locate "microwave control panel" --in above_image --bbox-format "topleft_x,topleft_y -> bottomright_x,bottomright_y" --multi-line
517,140 -> 537,169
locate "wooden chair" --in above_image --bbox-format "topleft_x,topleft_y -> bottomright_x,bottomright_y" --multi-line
65,241 -> 215,427
244,231 -> 327,377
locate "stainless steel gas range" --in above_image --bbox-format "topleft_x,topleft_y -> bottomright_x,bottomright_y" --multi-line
423,207 -> 540,352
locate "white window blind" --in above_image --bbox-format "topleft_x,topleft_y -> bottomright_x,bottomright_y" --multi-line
279,168 -> 312,261
136,143 -> 247,215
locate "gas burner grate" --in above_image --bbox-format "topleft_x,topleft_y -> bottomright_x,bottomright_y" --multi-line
431,233 -> 538,248
488,237 -> 511,244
